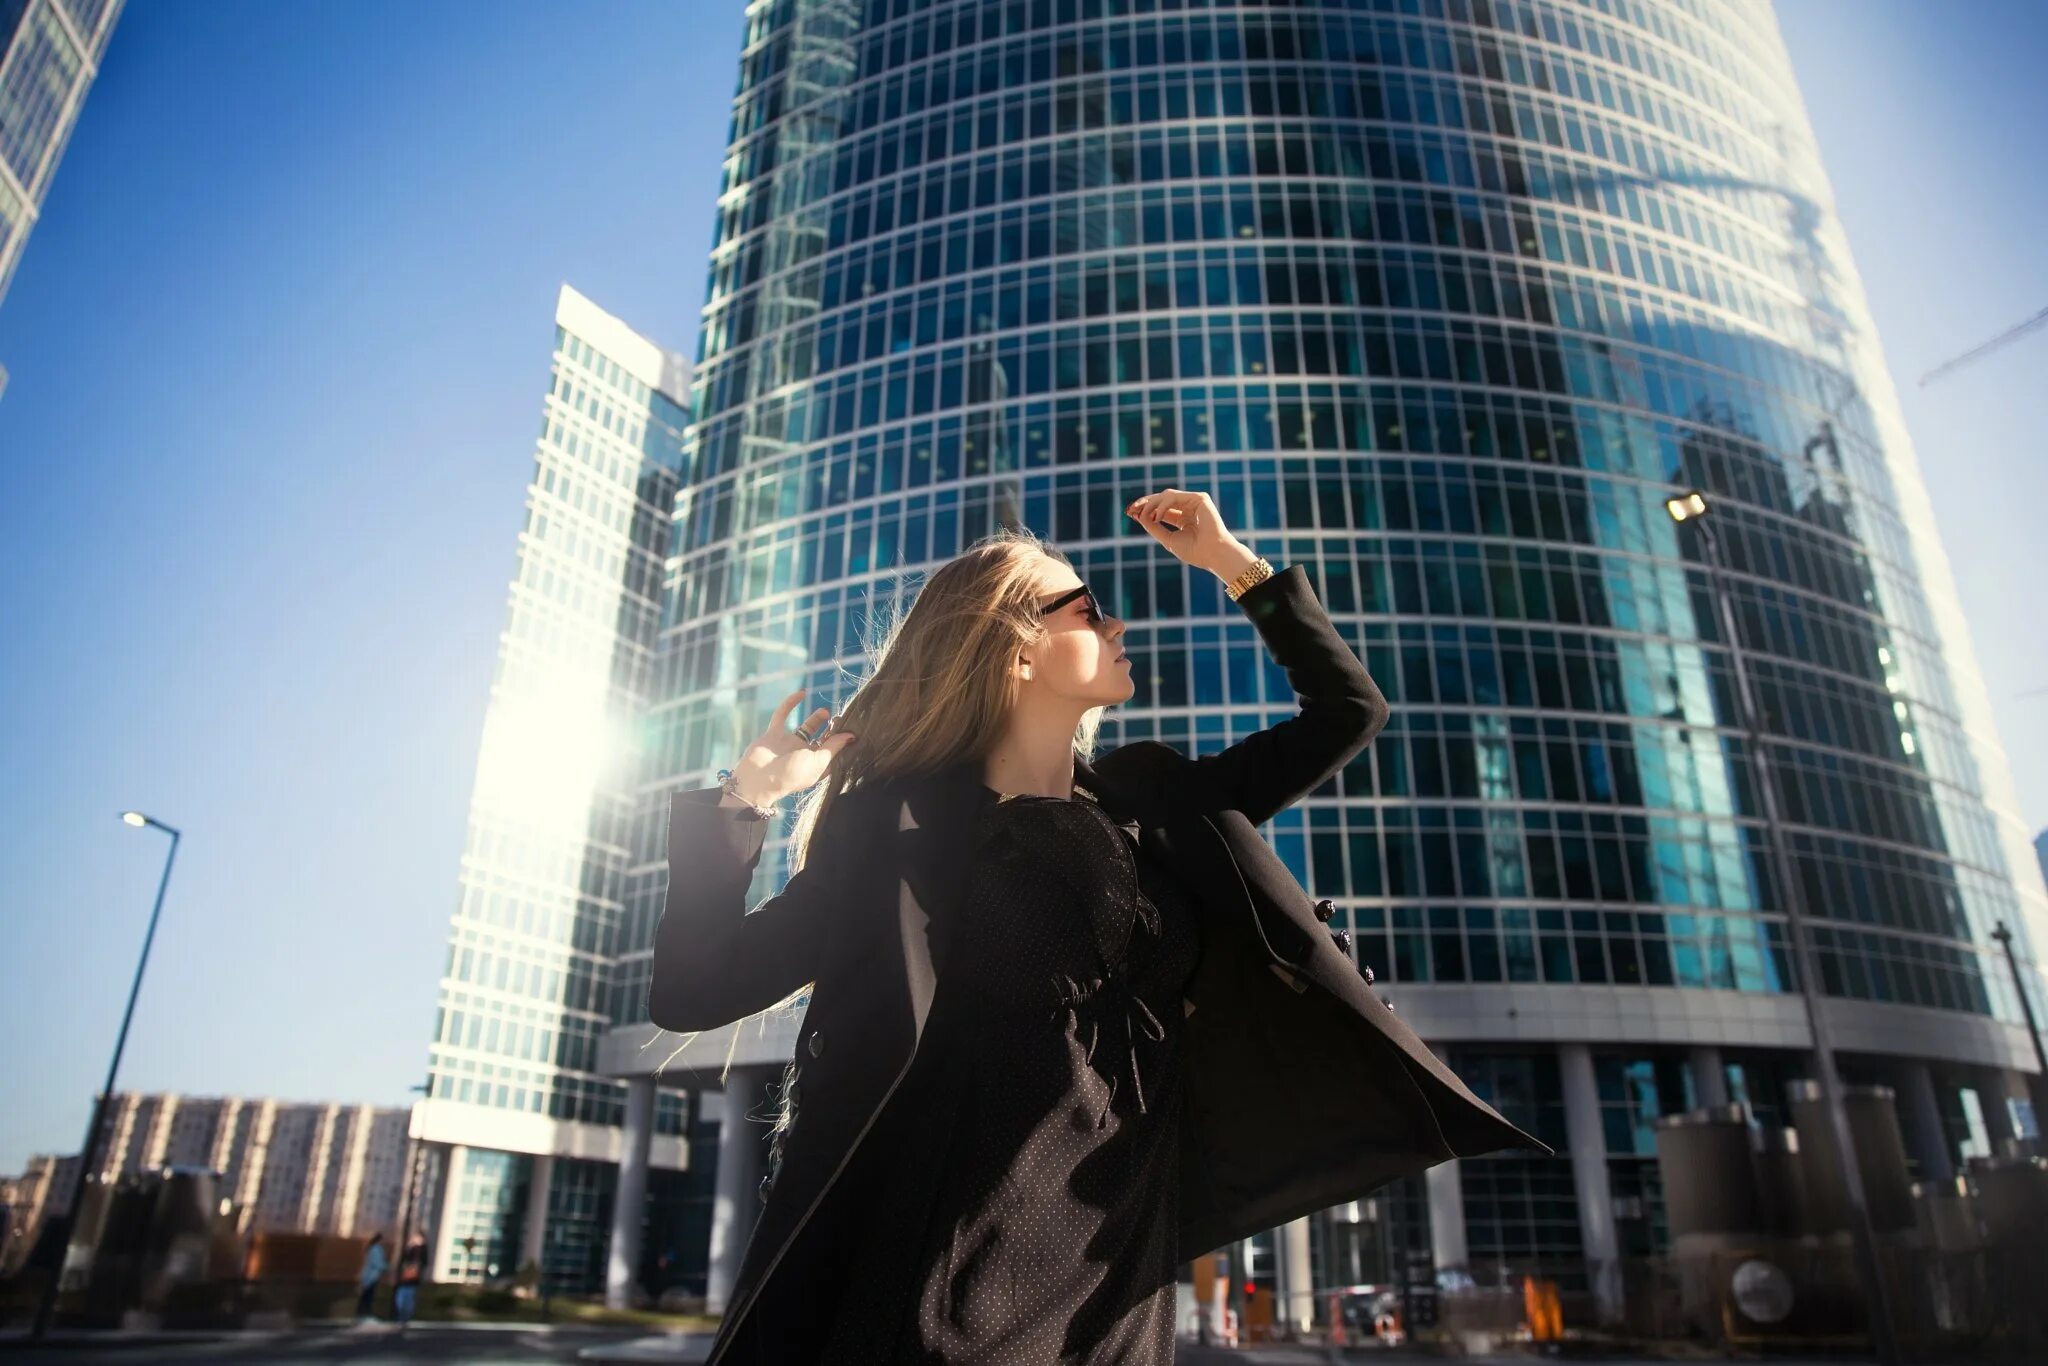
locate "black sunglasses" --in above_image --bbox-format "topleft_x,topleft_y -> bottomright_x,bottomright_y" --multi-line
1041,583 -> 1105,624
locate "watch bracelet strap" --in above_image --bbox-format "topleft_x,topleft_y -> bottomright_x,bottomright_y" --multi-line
1224,556 -> 1276,601
715,768 -> 780,819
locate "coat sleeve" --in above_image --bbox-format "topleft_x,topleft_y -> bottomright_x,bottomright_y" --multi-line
646,785 -> 858,1034
1174,562 -> 1390,826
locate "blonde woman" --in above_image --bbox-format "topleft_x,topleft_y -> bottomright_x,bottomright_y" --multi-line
652,489 -> 1550,1364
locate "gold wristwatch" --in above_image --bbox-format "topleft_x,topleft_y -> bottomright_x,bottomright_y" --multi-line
1224,556 -> 1276,602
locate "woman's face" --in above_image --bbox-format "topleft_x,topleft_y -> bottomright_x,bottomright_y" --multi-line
1017,557 -> 1133,705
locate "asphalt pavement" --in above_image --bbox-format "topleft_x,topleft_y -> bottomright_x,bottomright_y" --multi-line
0,1322 -> 1881,1365
0,1322 -> 648,1364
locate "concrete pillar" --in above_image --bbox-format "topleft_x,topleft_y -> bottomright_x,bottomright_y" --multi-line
1978,1068 -> 2018,1152
518,1154 -> 553,1278
606,1076 -> 655,1310
403,1141 -> 440,1263
1425,1158 -> 1467,1275
705,1065 -> 776,1316
1559,1042 -> 1622,1326
1687,1045 -> 1729,1110
1276,1214 -> 1314,1335
1895,1060 -> 1954,1185
430,1144 -> 468,1281
2010,1067 -> 2044,1142
1984,1068 -> 2040,1151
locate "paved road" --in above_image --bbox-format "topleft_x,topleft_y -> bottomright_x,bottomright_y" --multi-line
0,1325 -> 1371,1364
0,1323 -> 645,1364
0,1323 -> 1878,1365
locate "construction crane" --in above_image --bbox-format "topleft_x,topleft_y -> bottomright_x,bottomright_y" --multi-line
1918,304 -> 2048,386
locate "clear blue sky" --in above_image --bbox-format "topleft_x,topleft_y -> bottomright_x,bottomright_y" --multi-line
1,0 -> 2043,1172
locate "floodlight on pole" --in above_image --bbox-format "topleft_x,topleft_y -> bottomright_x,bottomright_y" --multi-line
1664,489 -> 1901,1364
32,810 -> 182,1339
1666,490 -> 1708,523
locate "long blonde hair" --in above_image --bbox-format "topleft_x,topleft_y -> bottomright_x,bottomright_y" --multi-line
661,526 -> 1114,1129
787,523 -> 1105,871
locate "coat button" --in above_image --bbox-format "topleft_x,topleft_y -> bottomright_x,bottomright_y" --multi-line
1329,928 -> 1353,956
1312,897 -> 1336,922
1362,964 -> 1375,984
807,1028 -> 824,1058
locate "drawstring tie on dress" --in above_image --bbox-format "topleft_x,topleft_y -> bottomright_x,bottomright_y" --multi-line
1057,971 -> 1168,1128
989,790 -> 1171,1129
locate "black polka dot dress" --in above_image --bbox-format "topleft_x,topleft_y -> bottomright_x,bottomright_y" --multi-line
815,782 -> 1204,1364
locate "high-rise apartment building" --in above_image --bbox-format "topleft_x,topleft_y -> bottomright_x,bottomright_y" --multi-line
409,283 -> 705,1290
0,0 -> 123,397
3,1092 -> 411,1273
431,0 -> 2048,1320
0,1153 -> 78,1275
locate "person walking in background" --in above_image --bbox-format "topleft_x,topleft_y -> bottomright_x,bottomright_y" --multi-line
392,1234 -> 428,1327
354,1232 -> 387,1321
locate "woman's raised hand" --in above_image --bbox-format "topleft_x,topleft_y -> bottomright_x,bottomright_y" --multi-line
729,688 -> 857,805
1125,487 -> 1251,577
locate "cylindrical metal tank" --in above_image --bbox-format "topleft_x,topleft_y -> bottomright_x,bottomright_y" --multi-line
70,1166 -> 228,1324
1910,1175 -> 1978,1253
1750,1127 -> 1806,1237
1788,1081 -> 1915,1233
137,1166 -> 223,1311
1911,1173 -> 1984,1337
1966,1156 -> 2048,1344
1968,1155 -> 2048,1247
1654,1105 -> 1760,1236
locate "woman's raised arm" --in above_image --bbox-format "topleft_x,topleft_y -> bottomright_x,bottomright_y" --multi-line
1121,493 -> 1389,827
646,786 -> 868,1032
647,688 -> 861,1032
1179,563 -> 1389,826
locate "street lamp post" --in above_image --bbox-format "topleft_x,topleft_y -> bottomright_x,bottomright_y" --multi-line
1665,490 -> 1900,1366
393,1079 -> 431,1257
1989,922 -> 2048,1131
31,811 -> 181,1341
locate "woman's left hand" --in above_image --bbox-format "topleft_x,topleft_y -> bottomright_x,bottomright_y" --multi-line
1126,487 -> 1250,576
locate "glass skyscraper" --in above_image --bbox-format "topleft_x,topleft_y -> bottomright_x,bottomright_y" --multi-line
411,284 -> 709,1291
515,0 -> 2045,1319
0,0 -> 122,396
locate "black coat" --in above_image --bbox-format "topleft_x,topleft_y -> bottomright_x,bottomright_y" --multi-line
651,564 -> 1552,1365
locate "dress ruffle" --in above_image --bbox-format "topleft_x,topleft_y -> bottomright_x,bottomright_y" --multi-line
982,795 -> 1170,1126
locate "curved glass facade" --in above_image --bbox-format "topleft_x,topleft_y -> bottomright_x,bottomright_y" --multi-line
614,0 -> 2047,1307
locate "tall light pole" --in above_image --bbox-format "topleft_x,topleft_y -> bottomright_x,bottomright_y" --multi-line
394,1079 -> 431,1253
1665,490 -> 1899,1365
31,811 -> 181,1340
1988,922 -> 2048,1128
